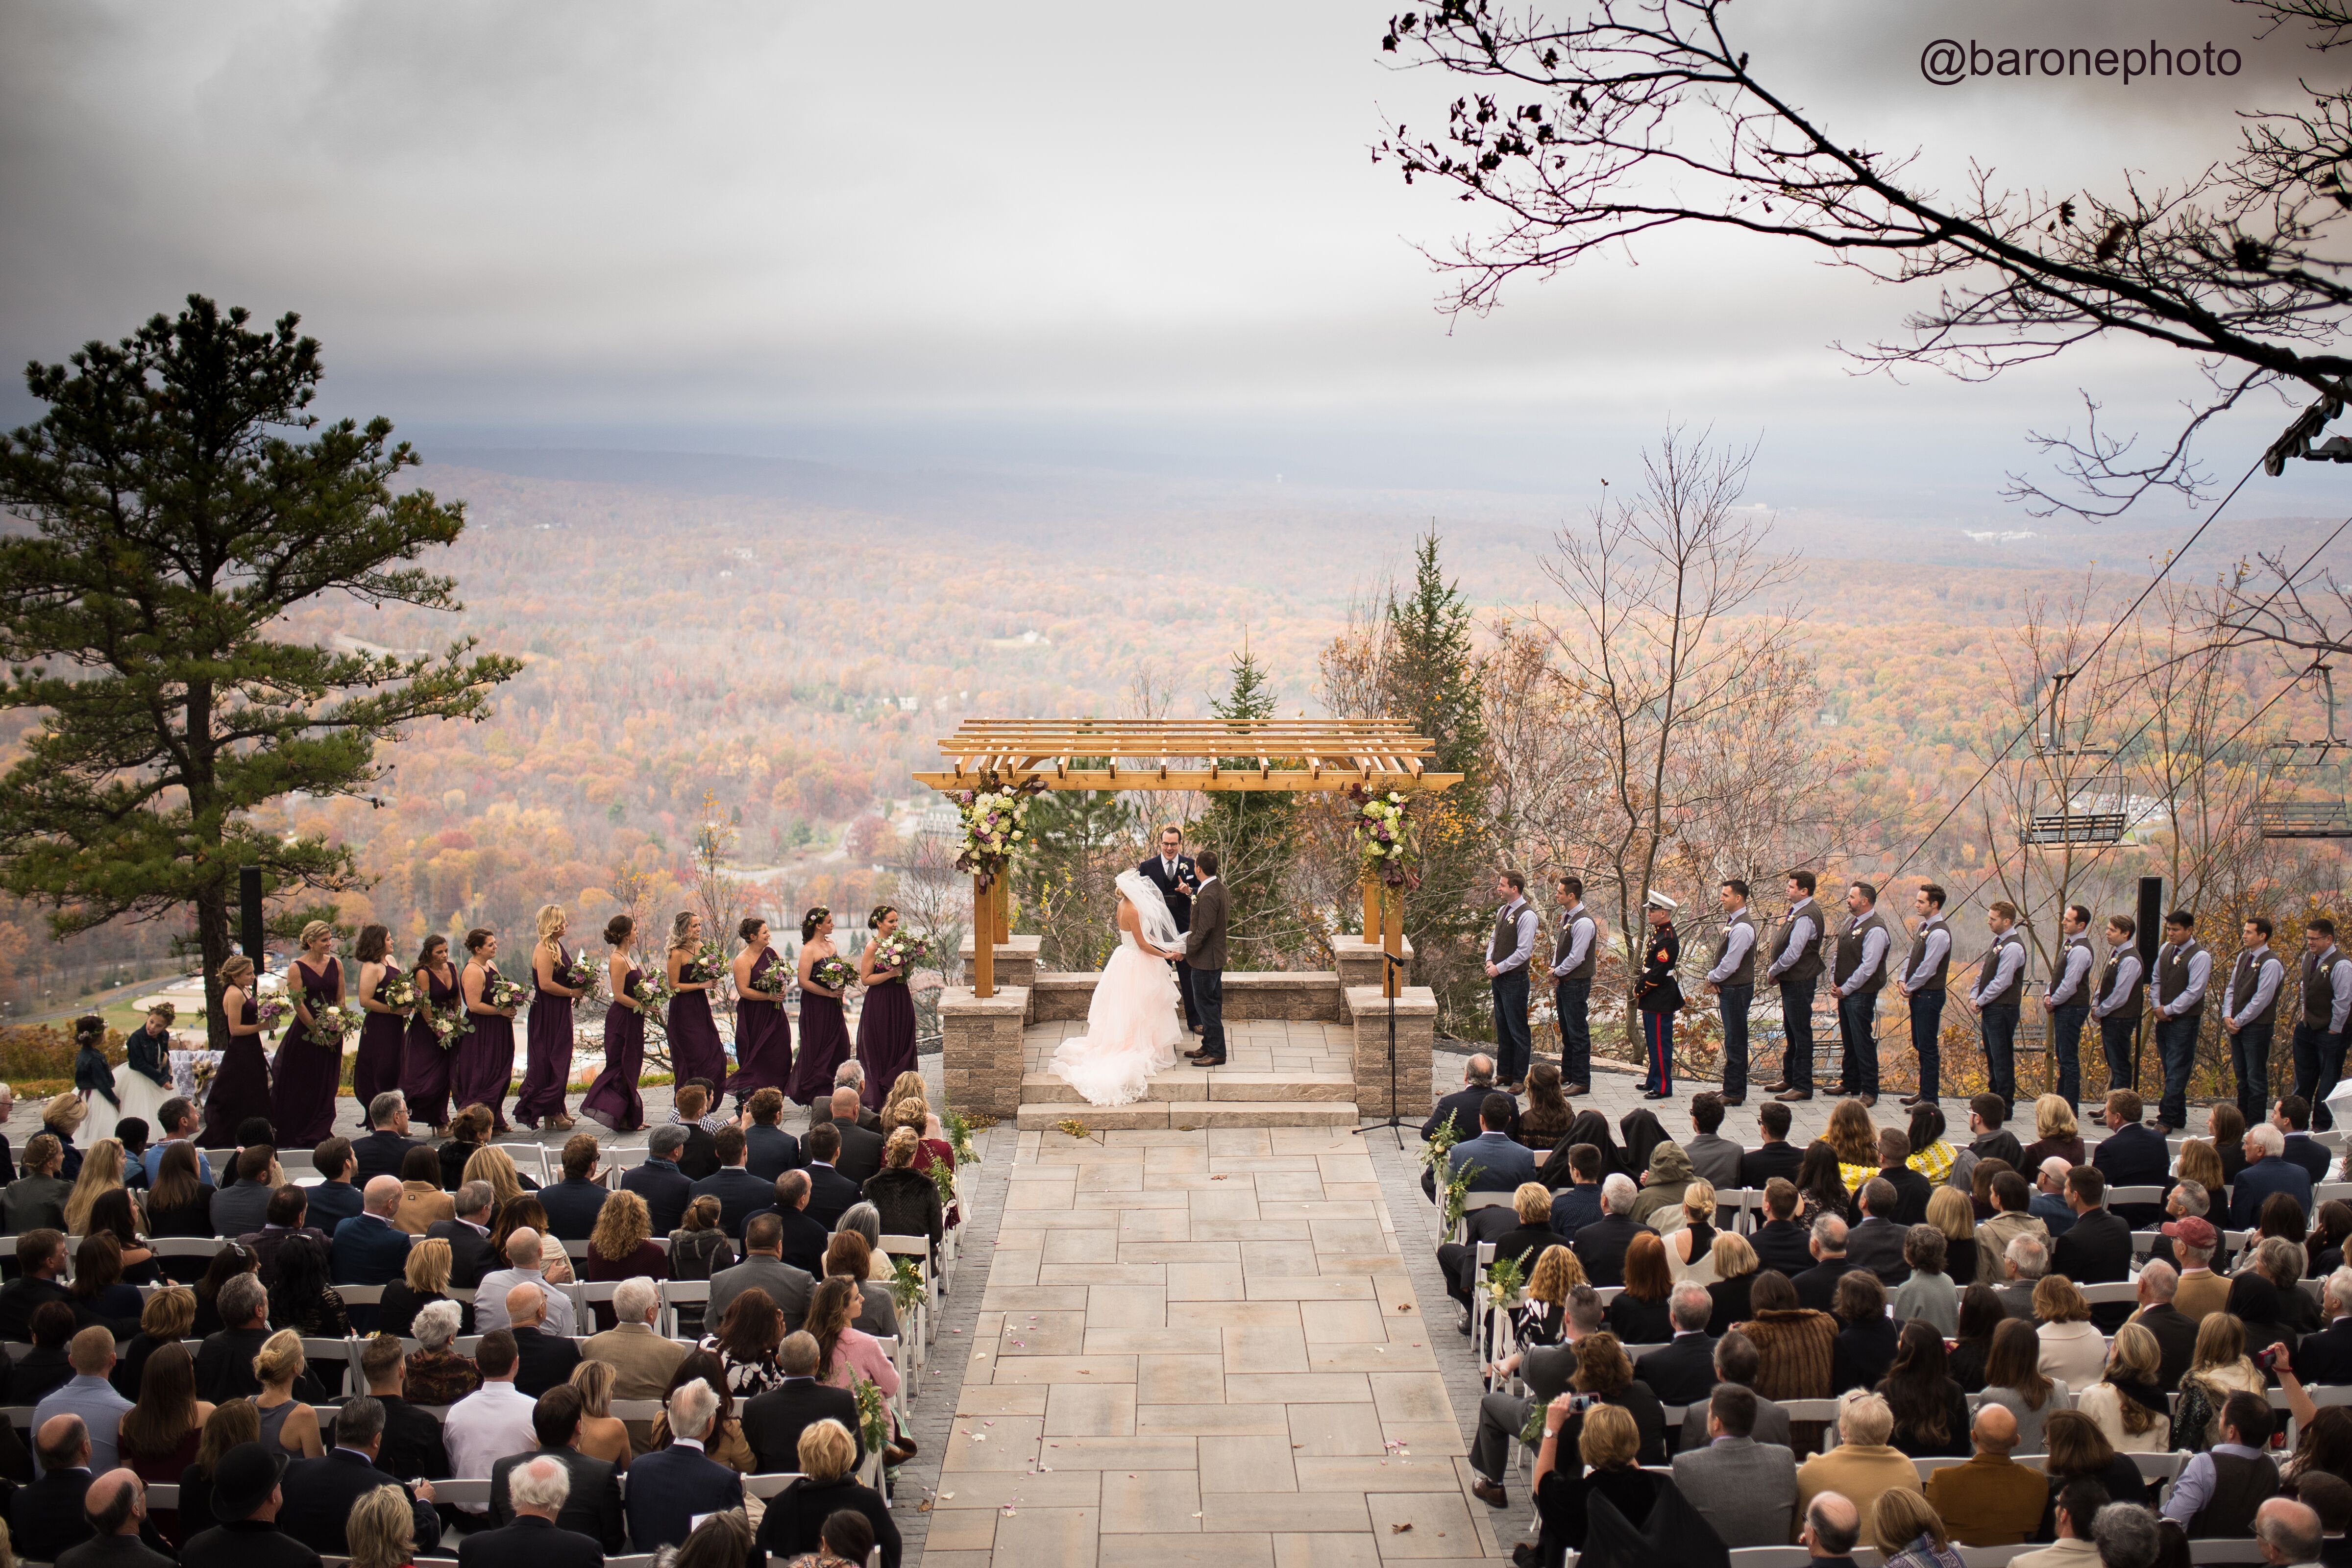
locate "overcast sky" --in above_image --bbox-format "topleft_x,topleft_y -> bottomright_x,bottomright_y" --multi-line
3,0 -> 2349,525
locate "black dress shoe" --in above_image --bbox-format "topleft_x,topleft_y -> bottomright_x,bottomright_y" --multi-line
1641,1089 -> 1669,1101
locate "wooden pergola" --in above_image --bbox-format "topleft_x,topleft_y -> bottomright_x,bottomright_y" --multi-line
915,719 -> 1462,997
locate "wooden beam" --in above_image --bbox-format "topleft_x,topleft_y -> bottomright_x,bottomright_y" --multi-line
973,875 -> 993,998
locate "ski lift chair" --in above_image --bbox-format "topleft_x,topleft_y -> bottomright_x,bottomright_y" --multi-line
2255,666 -> 2352,839
2020,672 -> 2129,848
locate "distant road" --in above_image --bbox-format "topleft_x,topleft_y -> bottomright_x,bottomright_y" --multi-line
8,972 -> 190,1029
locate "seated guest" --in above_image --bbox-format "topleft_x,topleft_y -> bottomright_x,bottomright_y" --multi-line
443,1331 -> 535,1514
1795,1214 -> 1864,1313
1795,1391 -> 1926,1550
619,1124 -> 695,1234
2037,1410 -> 2149,1540
1832,1269 -> 1899,1394
743,1331 -> 866,1477
240,1184 -> 332,1291
623,1379 -> 745,1551
1448,1094 -> 1539,1194
1927,1186 -> 1980,1288
1528,1401 -> 1666,1566
1947,1284 -> 2004,1395
670,1085 -> 723,1180
1443,1182 -> 1562,1317
536,1134 -> 611,1240
2033,1158 -> 2080,1238
402,1298 -> 483,1407
505,1282 -> 584,1398
583,1274 -> 691,1418
175,1438 -> 319,1568
2233,1122 -> 2316,1232
35,1325 -> 135,1471
110,1286 -> 197,1404
565,1362 -> 633,1470
1799,1493 -> 1867,1568
1875,1127 -> 1934,1225
2012,1478 -> 2108,1568
355,1333 -> 449,1483
1604,1232 -> 1676,1346
0,1227 -> 74,1340
1670,1384 -> 1798,1547
584,1190 -> 669,1330
1925,1403 -> 2050,1547
1879,1319 -> 1971,1457
194,1274 -> 273,1404
743,1087 -> 803,1180
1545,1145 -> 1605,1238
329,1176 -> 415,1295
1706,1231 -> 1764,1329
1740,1102 -> 1806,1190
1753,1178 -> 1817,1276
755,1418 -> 902,1568
1673,1328 -> 1796,1453
475,1227 -> 576,1337
251,1330 -> 323,1458
343,1482 -> 433,1568
5,1135 -> 73,1237
15,1414 -> 103,1563
1977,1171 -> 2050,1283
378,1236 -> 471,1339
461,1453 -> 602,1568
1893,1225 -> 1959,1335
1572,1174 -> 1643,1287
2125,1261 -> 2200,1393
1549,1329 -> 1666,1466
861,1128 -> 944,1260
425,1181 -> 499,1289
1734,1270 -> 1837,1447
1979,1316 -> 2069,1455
2162,1391 -> 2282,1538
140,1144 -> 217,1254
690,1127 -> 776,1239
2257,1498 -> 2327,1568
2051,1167 -> 2135,1330
769,1174 -> 831,1278
1631,1281 -> 1720,1407
7,1299 -> 79,1405
210,1144 -> 281,1239
350,1092 -> 425,1184
1875,1487 -> 1968,1568
1423,1054 -> 1507,1150
1517,1064 -> 1575,1153
303,1138 -> 363,1229
54,1465 -> 172,1568
392,1146 -> 454,1235
2302,1268 -> 2352,1385
2074,1322 -> 2172,1453
274,1396 -> 440,1557
1469,1288 -> 1597,1509
1995,1234 -> 2050,1321
486,1387 -> 626,1552
821,1232 -> 900,1341
709,1210 -> 817,1329
798,1125 -> 861,1230
2036,1276 -> 2110,1391
438,1105 -> 492,1193
265,1233 -> 351,1339
1846,1177 -> 1915,1287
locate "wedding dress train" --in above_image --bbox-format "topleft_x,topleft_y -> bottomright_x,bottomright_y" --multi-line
1050,930 -> 1185,1106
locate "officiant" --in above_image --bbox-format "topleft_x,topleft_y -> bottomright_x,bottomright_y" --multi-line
1139,824 -> 1200,1035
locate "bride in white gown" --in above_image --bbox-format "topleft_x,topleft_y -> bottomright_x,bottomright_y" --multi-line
1050,869 -> 1188,1106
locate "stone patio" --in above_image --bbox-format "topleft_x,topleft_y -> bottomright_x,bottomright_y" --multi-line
1015,1019 -> 1362,1129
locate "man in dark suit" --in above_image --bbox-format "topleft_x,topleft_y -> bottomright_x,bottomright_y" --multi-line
276,1397 -> 440,1557
2278,1095 -> 2337,1185
487,1388 -> 626,1552
1573,1175 -> 1643,1286
1746,1180 -> 1811,1274
1843,1179 -> 1912,1287
1139,823 -> 1200,1031
54,1468 -> 173,1568
357,1334 -> 450,1479
621,1383 -> 744,1553
1634,1283 -> 1723,1406
800,1125 -> 862,1229
1438,1186 -> 1556,1313
1873,1127 -> 1934,1225
1180,848 -> 1231,1066
2127,1262 -> 2202,1392
175,1440 -> 321,1568
330,1178 -> 415,1287
825,1088 -> 885,1186
1740,1102 -> 1805,1190
692,1127 -> 777,1237
743,1088 -> 803,1181
196,1274 -> 275,1402
1792,1215 -> 1863,1312
1419,1055 -> 1517,1199
458,1454 -> 602,1568
673,1085 -> 722,1180
706,1212 -> 817,1330
620,1126 -> 695,1235
2091,1089 -> 2174,1227
507,1287 -> 584,1397
1547,1147 -> 1605,1238
2052,1166 -> 2135,1328
742,1331 -> 866,1473
427,1183 -> 500,1290
14,1415 -> 99,1562
0,1229 -> 74,1340
768,1171 -> 833,1276
536,1135 -> 612,1241
349,1093 -> 425,1186
2294,1272 -> 2352,1385
2232,1123 -> 2317,1229
808,1067 -> 882,1132
304,1137 -> 366,1229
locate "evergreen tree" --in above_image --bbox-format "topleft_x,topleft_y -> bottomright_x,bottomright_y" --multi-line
1015,778 -> 1140,970
0,296 -> 520,1047
1196,638 -> 1303,967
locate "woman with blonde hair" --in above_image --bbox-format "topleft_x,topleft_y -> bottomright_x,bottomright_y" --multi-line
201,954 -> 275,1147
1482,1246 -> 1581,1389
1875,1487 -> 1965,1568
114,1286 -> 196,1397
861,1127 -> 944,1259
62,1137 -> 127,1237
2034,1276 -> 2107,1389
275,918 -> 346,1145
515,903 -> 585,1132
1530,1398 -> 1661,1561
1825,1098 -> 1881,1187
587,1189 -> 668,1328
2023,1094 -> 2085,1166
566,1359 -> 632,1469
2178,1137 -> 2228,1196
664,910 -> 728,1087
378,1236 -> 469,1338
252,1329 -> 323,1457
1924,1184 -> 1979,1286
40,1091 -> 88,1180
346,1483 -> 420,1568
2075,1322 -> 2171,1451
755,1418 -> 901,1568
1704,1231 -> 1761,1328
1664,1179 -> 1719,1284
2176,1312 -> 2269,1449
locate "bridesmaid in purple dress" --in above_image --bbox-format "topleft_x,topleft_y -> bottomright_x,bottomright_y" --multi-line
351,924 -> 409,1122
854,905 -> 918,1114
515,904 -> 585,1131
199,955 -> 276,1148
456,926 -> 520,1133
581,914 -> 647,1132
663,910 -> 729,1089
725,916 -> 794,1111
788,906 -> 855,1107
400,934 -> 460,1133
272,920 -> 346,1146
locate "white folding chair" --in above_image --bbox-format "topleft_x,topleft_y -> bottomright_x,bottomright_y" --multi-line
659,1279 -> 710,1339
870,1333 -> 910,1425
742,1472 -> 808,1499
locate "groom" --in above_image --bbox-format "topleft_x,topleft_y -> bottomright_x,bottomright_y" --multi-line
1182,850 -> 1230,1067
1140,824 -> 1200,1034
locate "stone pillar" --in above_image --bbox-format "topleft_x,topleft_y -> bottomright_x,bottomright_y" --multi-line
957,933 -> 1041,992
1344,983 -> 1436,1120
1332,934 -> 1415,996
938,983 -> 1031,1119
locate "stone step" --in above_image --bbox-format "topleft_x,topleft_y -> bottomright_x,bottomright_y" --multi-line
1015,1099 -> 1362,1131
1020,1070 -> 1357,1105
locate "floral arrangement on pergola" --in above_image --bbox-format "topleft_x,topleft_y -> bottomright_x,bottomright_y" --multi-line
914,718 -> 1461,996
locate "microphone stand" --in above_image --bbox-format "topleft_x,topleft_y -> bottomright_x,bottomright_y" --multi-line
1353,950 -> 1410,1149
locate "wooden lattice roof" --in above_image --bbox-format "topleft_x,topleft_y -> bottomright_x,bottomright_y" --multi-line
914,719 -> 1462,792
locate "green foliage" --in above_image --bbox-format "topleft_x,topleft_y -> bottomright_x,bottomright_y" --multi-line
1484,1254 -> 1526,1306
944,1108 -> 980,1165
1194,640 -> 1307,967
853,1375 -> 889,1457
0,296 -> 520,1046
1014,771 -> 1141,970
887,1253 -> 925,1314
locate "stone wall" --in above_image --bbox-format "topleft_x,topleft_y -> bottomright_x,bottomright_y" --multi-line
1344,983 -> 1436,1119
937,983 -> 1030,1119
1331,934 -> 1415,995
956,933 -> 1041,991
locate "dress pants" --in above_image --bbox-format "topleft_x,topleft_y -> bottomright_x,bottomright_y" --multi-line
1641,1008 -> 1674,1095
1176,959 -> 1198,1029
1555,977 -> 1592,1087
1716,983 -> 1753,1099
2293,1020 -> 2348,1130
1778,977 -> 1817,1091
1980,1001 -> 2020,1113
2100,1015 -> 2140,1096
1473,1389 -> 1536,1482
1836,988 -> 1879,1096
1909,988 -> 1945,1101
1492,970 -> 1532,1085
2156,1013 -> 2200,1130
2049,1002 -> 2089,1105
1437,1241 -> 1479,1308
1194,968 -> 1226,1062
2230,1015 -> 2277,1125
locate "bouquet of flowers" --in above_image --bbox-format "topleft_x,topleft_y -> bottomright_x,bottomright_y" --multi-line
550,952 -> 600,1001
379,973 -> 420,1012
747,953 -> 791,997
944,1108 -> 981,1166
1347,783 -> 1422,891
952,774 -> 1047,878
252,995 -> 292,1035
626,971 -> 672,1017
188,1054 -> 217,1098
926,1155 -> 957,1214
810,955 -> 858,994
869,930 -> 928,976
420,997 -> 469,1050
680,941 -> 728,985
484,967 -> 526,1012
304,1004 -> 358,1049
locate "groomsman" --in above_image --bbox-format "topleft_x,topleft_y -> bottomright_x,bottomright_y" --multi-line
2222,915 -> 2286,1125
1898,884 -> 1951,1108
1550,876 -> 1598,1096
2148,909 -> 2211,1134
1765,870 -> 1826,1102
1830,881 -> 1892,1105
1967,900 -> 2029,1117
2090,914 -> 2144,1097
2292,916 -> 2352,1129
1483,872 -> 1540,1093
1139,825 -> 1199,1032
1637,891 -> 1683,1101
2044,904 -> 2097,1107
1703,880 -> 1758,1105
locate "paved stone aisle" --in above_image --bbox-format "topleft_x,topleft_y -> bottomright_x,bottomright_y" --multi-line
922,1124 -> 1499,1568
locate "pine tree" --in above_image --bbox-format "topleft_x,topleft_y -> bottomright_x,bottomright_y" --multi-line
0,296 -> 520,1047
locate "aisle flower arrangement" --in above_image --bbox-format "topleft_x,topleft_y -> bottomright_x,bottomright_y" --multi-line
1347,783 -> 1421,891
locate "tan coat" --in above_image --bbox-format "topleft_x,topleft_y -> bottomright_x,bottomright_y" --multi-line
394,1180 -> 456,1236
1976,1209 -> 2051,1283
584,1320 -> 692,1457
1925,1452 -> 2051,1546
2175,1269 -> 2231,1323
1794,1443 -> 1925,1549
